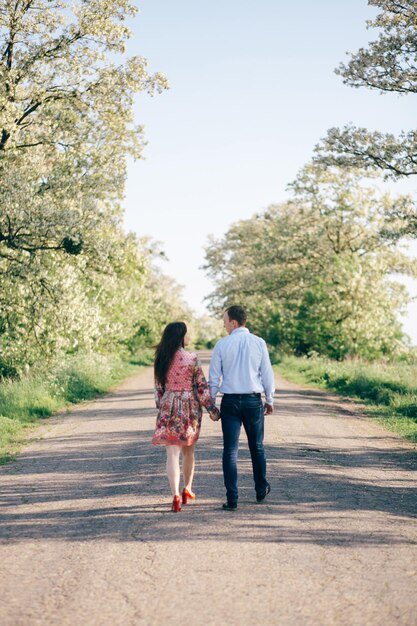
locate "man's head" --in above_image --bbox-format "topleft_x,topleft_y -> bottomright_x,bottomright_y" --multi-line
223,305 -> 247,335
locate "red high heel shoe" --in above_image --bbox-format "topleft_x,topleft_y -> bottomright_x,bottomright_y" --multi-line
171,495 -> 181,512
182,488 -> 196,505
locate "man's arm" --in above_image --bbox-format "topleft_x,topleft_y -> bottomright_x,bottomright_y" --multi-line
260,339 -> 275,412
208,342 -> 223,402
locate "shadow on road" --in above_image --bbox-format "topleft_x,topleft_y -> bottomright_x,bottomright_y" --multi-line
0,386 -> 416,546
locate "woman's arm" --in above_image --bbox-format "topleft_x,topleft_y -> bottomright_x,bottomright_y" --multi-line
193,357 -> 220,421
154,379 -> 164,409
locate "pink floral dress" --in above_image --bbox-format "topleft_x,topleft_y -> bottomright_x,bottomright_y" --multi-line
152,349 -> 220,446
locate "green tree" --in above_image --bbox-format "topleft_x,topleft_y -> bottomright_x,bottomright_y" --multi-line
314,1 -> 417,187
0,229 -> 192,375
0,1 -> 193,374
204,166 -> 415,359
0,0 -> 168,271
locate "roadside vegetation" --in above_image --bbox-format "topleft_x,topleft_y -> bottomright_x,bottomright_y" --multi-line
0,352 -> 150,465
274,355 -> 417,444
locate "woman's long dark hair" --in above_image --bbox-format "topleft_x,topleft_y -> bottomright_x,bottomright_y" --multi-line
154,322 -> 187,386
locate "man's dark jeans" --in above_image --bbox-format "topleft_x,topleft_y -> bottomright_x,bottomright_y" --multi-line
220,393 -> 268,504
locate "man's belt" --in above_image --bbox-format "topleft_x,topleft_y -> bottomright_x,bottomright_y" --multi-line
222,393 -> 261,398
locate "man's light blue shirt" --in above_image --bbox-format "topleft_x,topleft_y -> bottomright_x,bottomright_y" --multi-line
209,327 -> 275,405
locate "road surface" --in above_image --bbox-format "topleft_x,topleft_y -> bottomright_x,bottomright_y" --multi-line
0,352 -> 416,625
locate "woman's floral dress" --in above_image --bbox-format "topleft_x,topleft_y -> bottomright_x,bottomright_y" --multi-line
152,349 -> 220,446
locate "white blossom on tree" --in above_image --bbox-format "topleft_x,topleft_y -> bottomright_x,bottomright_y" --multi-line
0,0 -> 168,267
314,0 -> 417,180
0,1 -> 193,375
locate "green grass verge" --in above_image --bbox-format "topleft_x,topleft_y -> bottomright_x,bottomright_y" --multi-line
274,355 -> 417,444
0,352 -> 147,465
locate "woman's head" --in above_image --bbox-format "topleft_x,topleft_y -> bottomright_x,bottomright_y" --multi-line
154,322 -> 188,385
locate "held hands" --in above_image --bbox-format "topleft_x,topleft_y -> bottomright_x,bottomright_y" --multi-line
264,403 -> 273,415
210,407 -> 221,422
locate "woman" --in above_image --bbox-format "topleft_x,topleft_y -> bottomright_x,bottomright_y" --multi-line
152,322 -> 220,512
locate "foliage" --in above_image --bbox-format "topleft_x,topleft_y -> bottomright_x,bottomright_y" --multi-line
314,0 -> 417,193
0,1 -> 192,374
275,354 -> 417,443
204,165 -> 416,360
0,0 -> 168,269
125,253 -> 194,356
188,314 -> 224,349
315,126 -> 417,180
336,0 -> 416,95
0,230 -> 192,374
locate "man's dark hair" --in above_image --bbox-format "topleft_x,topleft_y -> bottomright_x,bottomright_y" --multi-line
226,305 -> 247,326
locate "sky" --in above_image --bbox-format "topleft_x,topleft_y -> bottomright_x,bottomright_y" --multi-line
122,0 -> 417,343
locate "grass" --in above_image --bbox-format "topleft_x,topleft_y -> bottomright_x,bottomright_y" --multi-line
274,355 -> 417,444
0,351 -> 145,465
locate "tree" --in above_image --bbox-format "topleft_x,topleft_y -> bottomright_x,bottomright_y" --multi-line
314,0 -> 417,180
0,0 -> 168,272
0,1 -> 185,375
188,314 -> 224,349
0,229 -> 192,375
204,166 -> 416,359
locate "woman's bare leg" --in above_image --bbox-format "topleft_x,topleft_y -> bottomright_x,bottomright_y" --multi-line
182,444 -> 196,493
166,445 -> 181,496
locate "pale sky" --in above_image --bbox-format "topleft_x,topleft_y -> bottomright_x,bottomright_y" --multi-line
123,0 -> 417,343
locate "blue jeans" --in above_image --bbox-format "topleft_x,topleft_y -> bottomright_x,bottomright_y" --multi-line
220,393 -> 268,504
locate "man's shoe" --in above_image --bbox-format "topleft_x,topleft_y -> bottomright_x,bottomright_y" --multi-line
256,483 -> 271,503
222,502 -> 237,511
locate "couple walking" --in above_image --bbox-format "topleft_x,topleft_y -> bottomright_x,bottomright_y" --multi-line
152,305 -> 275,512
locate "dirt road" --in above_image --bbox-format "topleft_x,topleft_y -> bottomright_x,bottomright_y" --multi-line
1,353 -> 416,625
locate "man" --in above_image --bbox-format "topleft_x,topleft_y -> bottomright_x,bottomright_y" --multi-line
209,305 -> 275,510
